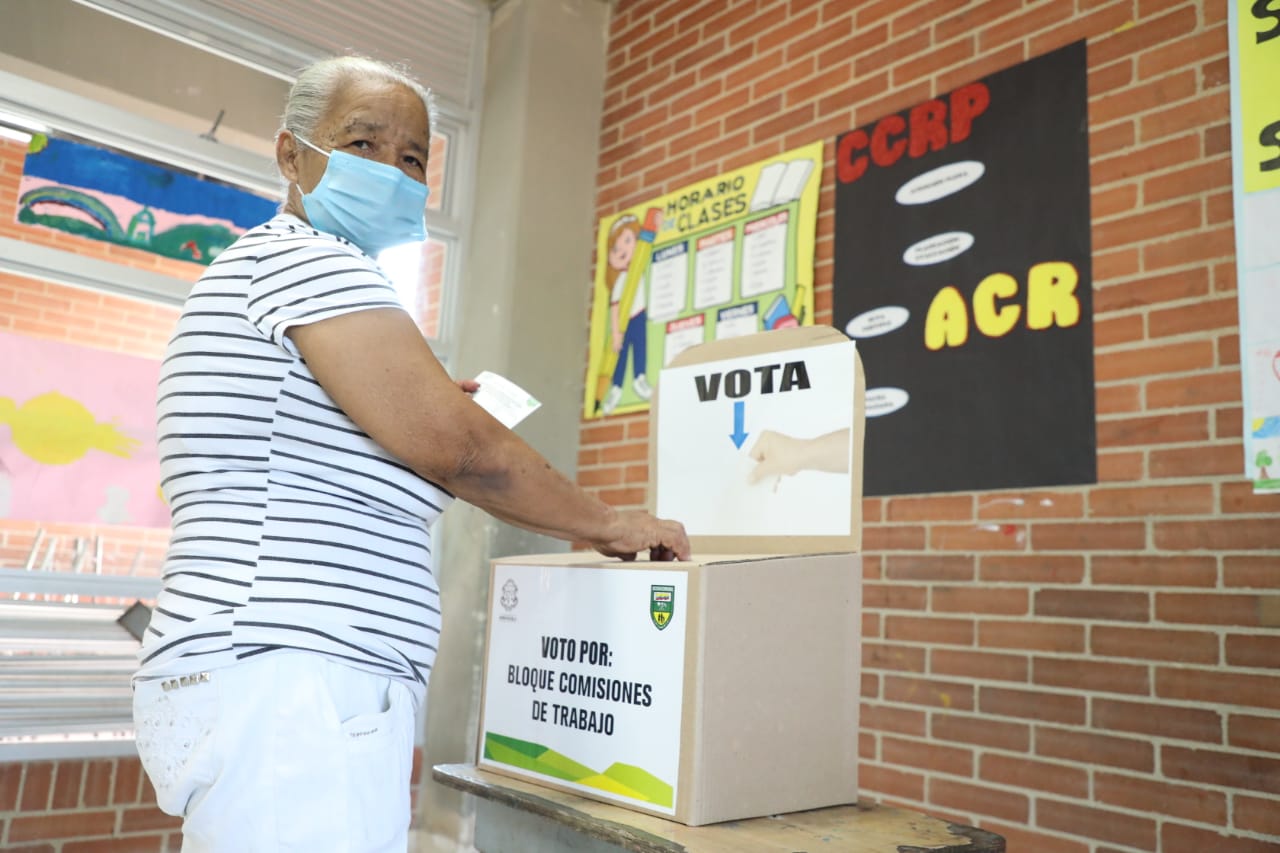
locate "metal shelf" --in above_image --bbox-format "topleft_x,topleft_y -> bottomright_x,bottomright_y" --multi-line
0,567 -> 162,602
0,573 -> 156,760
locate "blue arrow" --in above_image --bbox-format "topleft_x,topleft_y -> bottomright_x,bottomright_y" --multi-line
730,400 -> 749,449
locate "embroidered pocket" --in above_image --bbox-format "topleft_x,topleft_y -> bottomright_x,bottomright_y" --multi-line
132,679 -> 218,816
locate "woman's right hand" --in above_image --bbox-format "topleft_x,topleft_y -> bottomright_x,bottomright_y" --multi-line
591,509 -> 690,562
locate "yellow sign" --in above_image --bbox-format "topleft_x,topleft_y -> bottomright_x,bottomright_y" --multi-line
1240,0 -> 1280,193
583,142 -> 823,419
1232,1 -> 1280,495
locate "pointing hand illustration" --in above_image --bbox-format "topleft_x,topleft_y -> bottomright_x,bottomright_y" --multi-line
747,428 -> 852,491
747,431 -> 805,490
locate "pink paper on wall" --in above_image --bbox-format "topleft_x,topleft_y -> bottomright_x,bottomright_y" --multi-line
0,331 -> 168,527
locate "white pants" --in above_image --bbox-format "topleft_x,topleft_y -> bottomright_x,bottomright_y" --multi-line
133,653 -> 417,853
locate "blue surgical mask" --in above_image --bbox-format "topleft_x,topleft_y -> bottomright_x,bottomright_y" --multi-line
295,135 -> 429,256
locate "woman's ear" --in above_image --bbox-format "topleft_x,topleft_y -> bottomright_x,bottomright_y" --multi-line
276,131 -> 300,184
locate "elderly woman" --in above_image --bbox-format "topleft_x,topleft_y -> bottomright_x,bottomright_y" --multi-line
133,55 -> 688,852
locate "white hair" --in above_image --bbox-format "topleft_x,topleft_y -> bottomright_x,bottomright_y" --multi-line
280,55 -> 438,142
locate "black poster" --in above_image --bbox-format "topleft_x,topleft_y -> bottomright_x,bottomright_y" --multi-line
833,41 -> 1095,496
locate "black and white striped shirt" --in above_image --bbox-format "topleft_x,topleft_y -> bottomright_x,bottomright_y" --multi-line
137,214 -> 452,705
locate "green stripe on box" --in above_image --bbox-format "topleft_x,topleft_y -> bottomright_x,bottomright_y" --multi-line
484,731 -> 547,759
602,763 -> 673,806
483,732 -> 673,807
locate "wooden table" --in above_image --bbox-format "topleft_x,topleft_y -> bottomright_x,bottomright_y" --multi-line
433,764 -> 1005,853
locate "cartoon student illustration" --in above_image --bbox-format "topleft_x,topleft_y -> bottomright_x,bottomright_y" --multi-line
596,208 -> 661,414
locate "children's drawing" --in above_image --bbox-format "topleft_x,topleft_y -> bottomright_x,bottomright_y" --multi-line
0,392 -> 139,465
0,331 -> 167,527
18,135 -> 277,266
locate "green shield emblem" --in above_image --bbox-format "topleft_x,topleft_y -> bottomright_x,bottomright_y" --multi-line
650,584 -> 675,630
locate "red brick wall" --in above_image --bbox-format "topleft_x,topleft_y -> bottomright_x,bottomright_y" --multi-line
585,2 -> 1280,850
0,136 -> 430,849
0,752 -> 428,851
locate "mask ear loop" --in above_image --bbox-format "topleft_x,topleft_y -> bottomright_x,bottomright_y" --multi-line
288,134 -> 329,214
294,135 -> 330,159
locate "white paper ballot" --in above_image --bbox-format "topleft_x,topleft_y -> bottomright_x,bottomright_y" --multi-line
471,371 -> 541,428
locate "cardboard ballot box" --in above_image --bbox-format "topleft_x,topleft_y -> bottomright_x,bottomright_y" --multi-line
478,326 -> 864,826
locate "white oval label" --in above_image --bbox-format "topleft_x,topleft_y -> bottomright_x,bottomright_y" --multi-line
902,231 -> 974,266
895,160 -> 986,205
845,306 -> 910,339
865,387 -> 910,417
